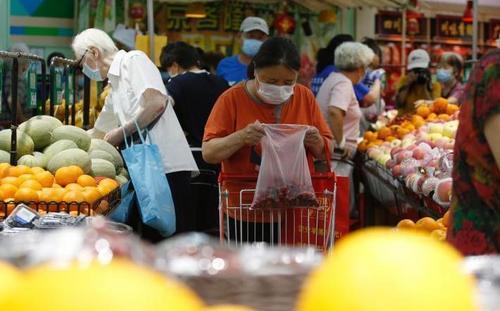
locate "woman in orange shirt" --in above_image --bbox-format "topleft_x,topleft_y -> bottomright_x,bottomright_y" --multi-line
202,37 -> 332,242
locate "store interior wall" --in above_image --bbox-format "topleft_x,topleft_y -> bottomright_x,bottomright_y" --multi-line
0,0 -> 10,51
355,7 -> 377,41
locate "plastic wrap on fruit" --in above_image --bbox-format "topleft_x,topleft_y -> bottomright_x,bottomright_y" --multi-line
400,158 -> 420,177
0,217 -> 154,268
422,177 -> 440,196
433,178 -> 452,207
155,233 -> 322,277
252,184 -> 319,209
439,151 -> 454,174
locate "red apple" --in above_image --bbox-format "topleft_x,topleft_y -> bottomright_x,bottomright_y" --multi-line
392,165 -> 402,177
436,179 -> 453,203
412,148 -> 426,160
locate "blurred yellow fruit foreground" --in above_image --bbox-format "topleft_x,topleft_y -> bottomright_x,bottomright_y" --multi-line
297,227 -> 476,311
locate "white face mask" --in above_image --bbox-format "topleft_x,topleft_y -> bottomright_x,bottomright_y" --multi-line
255,75 -> 295,105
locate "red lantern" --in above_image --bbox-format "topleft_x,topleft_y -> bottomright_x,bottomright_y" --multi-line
129,2 -> 145,23
274,13 -> 296,35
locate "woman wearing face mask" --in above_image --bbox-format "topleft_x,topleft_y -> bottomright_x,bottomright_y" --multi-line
316,42 -> 374,215
436,52 -> 465,101
72,28 -> 198,240
216,17 -> 269,86
203,37 -> 332,240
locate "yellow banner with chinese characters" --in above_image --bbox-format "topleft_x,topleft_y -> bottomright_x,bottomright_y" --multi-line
135,34 -> 168,66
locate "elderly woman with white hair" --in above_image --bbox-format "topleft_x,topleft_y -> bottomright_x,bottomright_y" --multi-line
71,28 -> 198,239
316,42 -> 374,160
316,42 -> 374,214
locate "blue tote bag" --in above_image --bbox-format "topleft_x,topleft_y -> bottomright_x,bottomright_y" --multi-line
107,181 -> 134,224
121,124 -> 176,237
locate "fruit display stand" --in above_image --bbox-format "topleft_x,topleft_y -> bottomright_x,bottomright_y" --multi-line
358,98 -> 459,222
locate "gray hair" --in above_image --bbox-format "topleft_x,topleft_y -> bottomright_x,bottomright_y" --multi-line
334,42 -> 374,72
72,28 -> 118,59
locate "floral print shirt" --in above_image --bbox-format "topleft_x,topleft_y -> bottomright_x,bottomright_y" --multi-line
447,49 -> 500,255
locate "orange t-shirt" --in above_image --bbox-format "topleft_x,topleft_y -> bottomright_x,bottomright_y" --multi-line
203,82 -> 333,175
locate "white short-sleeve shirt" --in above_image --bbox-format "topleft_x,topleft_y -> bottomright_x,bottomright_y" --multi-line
94,50 -> 198,174
316,72 -> 362,151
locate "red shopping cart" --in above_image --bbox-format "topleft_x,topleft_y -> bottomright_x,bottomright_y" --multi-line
218,172 -> 339,252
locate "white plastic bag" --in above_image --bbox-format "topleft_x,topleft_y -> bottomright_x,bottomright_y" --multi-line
251,124 -> 318,209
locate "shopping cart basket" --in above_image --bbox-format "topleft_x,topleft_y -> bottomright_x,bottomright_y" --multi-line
219,172 -> 337,252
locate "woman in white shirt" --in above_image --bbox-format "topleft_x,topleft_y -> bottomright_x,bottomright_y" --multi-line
71,28 -> 198,239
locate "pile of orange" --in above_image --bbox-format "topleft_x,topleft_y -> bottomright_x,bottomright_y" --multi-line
395,210 -> 451,242
417,98 -> 460,121
0,163 -> 119,218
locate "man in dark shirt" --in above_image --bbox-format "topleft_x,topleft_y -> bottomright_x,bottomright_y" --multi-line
162,41 -> 229,235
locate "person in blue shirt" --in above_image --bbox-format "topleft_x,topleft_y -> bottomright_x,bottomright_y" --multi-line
216,16 -> 269,86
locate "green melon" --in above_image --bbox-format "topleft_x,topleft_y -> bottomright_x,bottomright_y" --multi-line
0,150 -> 10,164
115,175 -> 129,185
88,139 -> 123,169
51,125 -> 91,151
0,129 -> 35,159
18,152 -> 47,168
46,148 -> 91,174
90,159 -> 116,178
43,140 -> 78,161
89,150 -> 115,165
19,115 -> 62,150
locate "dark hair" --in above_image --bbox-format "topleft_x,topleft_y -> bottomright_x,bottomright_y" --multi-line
201,51 -> 224,73
361,37 -> 382,62
160,41 -> 200,70
46,52 -> 65,66
247,37 -> 300,79
316,34 -> 354,73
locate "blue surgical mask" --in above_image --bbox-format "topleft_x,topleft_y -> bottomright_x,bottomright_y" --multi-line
241,39 -> 263,57
436,68 -> 453,83
82,63 -> 104,81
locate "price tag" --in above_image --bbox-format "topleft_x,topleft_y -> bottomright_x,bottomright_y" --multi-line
26,63 -> 38,108
13,205 -> 38,225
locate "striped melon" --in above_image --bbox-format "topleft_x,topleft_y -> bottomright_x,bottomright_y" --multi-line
51,125 -> 91,151
19,115 -> 62,150
43,140 -> 78,161
90,159 -> 116,178
47,148 -> 91,174
89,150 -> 115,165
88,139 -> 123,169
18,152 -> 47,168
115,175 -> 129,185
0,150 -> 10,163
0,129 -> 34,159
118,168 -> 129,179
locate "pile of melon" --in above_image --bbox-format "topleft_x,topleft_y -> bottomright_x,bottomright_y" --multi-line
0,115 -> 128,185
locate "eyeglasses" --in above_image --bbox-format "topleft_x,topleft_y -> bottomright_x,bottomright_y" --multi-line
77,49 -> 89,67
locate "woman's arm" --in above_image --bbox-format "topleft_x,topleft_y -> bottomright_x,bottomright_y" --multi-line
328,106 -> 345,145
202,121 -> 264,164
360,79 -> 381,108
484,113 -> 500,169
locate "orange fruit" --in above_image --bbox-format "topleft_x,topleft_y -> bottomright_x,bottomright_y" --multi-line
63,190 -> 87,213
39,188 -> 64,212
402,123 -> 415,132
0,163 -> 11,178
363,131 -> 378,142
426,113 -> 438,121
77,175 -> 97,187
18,174 -> 35,183
14,188 -> 39,202
65,183 -> 84,192
433,97 -> 449,114
34,171 -> 54,188
83,187 -> 102,204
396,219 -> 415,230
442,210 -> 451,228
0,184 -> 18,199
415,217 -> 441,232
396,127 -> 410,139
7,165 -> 31,177
446,104 -> 459,115
19,180 -> 43,191
416,105 -> 431,118
411,115 -> 426,128
99,178 -> 119,189
357,141 -> 369,152
377,127 -> 392,140
30,167 -> 45,175
55,166 -> 84,186
438,114 -> 451,121
52,183 -> 62,188
1,177 -> 22,187
430,229 -> 447,241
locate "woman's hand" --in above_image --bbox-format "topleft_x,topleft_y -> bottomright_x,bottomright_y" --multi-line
240,121 -> 265,146
104,127 -> 125,147
304,127 -> 326,159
